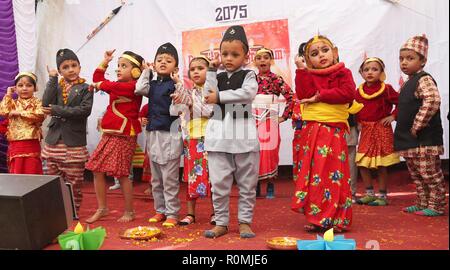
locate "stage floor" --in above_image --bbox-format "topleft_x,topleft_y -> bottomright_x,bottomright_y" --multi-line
45,170 -> 449,250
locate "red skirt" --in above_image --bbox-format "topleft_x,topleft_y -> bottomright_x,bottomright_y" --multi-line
86,134 -> 137,178
183,136 -> 210,200
356,121 -> 400,168
291,121 -> 352,230
8,139 -> 43,174
255,109 -> 280,180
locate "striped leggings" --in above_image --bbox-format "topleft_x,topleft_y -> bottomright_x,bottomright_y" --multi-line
45,161 -> 85,210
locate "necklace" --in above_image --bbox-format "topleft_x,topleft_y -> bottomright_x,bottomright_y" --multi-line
358,82 -> 385,100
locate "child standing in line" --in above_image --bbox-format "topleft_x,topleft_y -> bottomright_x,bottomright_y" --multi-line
85,49 -> 143,223
42,49 -> 93,212
355,57 -> 400,206
171,56 -> 216,226
253,48 -> 294,199
203,25 -> 259,238
0,72 -> 45,174
291,35 -> 356,232
135,43 -> 184,228
395,35 -> 446,217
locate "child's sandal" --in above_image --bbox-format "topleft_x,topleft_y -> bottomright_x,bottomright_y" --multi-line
402,205 -> 423,213
179,214 -> 195,226
414,208 -> 443,217
162,218 -> 178,228
204,225 -> 228,238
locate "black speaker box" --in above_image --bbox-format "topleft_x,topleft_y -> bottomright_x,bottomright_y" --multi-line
0,174 -> 69,250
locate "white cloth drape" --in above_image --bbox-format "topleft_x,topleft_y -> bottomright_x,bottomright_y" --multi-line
34,0 -> 449,161
13,0 -> 37,73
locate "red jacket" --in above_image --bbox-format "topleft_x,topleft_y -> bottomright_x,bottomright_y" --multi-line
93,68 -> 142,136
295,62 -> 355,104
295,63 -> 356,129
355,82 -> 399,122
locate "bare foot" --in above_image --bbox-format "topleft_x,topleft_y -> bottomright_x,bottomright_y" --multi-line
204,225 -> 228,238
117,211 -> 135,222
86,208 -> 109,224
239,223 -> 256,238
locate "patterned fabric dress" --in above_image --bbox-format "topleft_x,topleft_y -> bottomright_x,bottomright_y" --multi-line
355,82 -> 400,168
292,121 -> 352,229
291,63 -> 355,230
253,71 -> 294,181
179,86 -> 213,200
0,96 -> 45,174
183,136 -> 210,200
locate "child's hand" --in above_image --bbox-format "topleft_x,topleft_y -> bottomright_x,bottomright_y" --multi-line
104,49 -> 116,63
42,105 -> 52,115
295,54 -> 306,70
170,72 -> 181,84
299,92 -> 319,104
88,83 -> 100,92
204,88 -> 219,104
170,92 -> 184,104
380,115 -> 395,126
210,57 -> 221,69
46,65 -> 58,77
140,117 -> 148,127
8,110 -> 20,117
6,86 -> 15,96
142,61 -> 154,71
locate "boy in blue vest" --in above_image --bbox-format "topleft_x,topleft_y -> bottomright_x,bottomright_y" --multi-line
203,25 -> 260,238
394,35 -> 446,217
135,43 -> 186,227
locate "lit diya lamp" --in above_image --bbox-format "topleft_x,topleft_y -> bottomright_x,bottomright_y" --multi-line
58,222 -> 106,250
297,228 -> 356,250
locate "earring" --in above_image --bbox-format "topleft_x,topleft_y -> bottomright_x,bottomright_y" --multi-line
131,68 -> 141,79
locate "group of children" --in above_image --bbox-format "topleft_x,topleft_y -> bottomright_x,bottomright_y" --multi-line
0,24 -> 446,238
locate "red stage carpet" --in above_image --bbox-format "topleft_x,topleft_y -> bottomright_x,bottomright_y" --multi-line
44,170 -> 448,250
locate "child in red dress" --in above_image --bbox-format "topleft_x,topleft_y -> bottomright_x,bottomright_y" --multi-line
86,49 -> 144,223
0,72 -> 45,174
355,57 -> 400,206
291,35 -> 356,232
171,56 -> 215,226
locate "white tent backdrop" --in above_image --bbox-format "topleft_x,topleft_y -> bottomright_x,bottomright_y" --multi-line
28,0 -> 449,163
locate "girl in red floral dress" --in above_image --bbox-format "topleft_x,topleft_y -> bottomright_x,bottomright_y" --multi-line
171,56 -> 215,226
86,49 -> 144,223
291,36 -> 357,232
252,48 -> 294,199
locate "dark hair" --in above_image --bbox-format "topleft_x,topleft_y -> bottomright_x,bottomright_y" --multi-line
122,51 -> 144,68
14,74 -> 36,88
56,48 -> 80,70
189,57 -> 209,68
220,40 -> 249,54
298,42 -> 307,57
